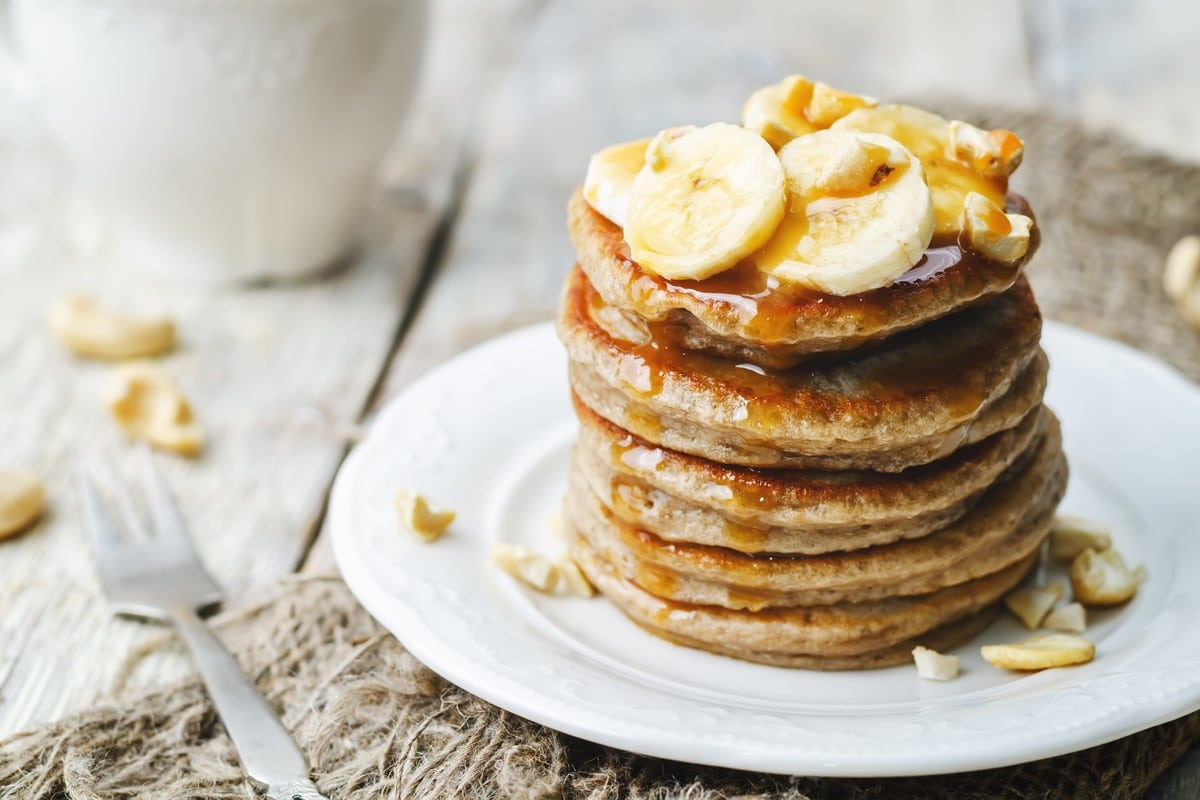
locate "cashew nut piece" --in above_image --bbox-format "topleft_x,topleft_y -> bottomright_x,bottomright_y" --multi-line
491,543 -> 560,593
557,558 -> 596,597
912,646 -> 960,681
51,294 -> 175,360
1043,602 -> 1087,634
1004,582 -> 1063,629
104,362 -> 204,456
1070,546 -> 1141,606
1164,236 -> 1200,330
395,489 -> 455,542
1049,514 -> 1111,561
0,469 -> 44,540
490,544 -> 595,597
982,633 -> 1095,671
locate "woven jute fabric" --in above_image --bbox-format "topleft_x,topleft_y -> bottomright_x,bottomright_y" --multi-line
2,108 -> 1199,800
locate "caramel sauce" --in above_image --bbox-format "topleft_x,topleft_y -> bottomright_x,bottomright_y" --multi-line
609,194 -> 1035,347
574,269 -> 1031,432
721,518 -> 772,552
633,540 -> 783,612
635,560 -> 680,599
622,409 -> 664,440
608,470 -> 772,553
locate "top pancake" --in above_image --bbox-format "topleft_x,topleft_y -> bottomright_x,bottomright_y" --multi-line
568,188 -> 1039,368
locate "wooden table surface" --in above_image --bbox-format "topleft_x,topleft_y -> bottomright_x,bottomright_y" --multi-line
2,0 -> 1198,788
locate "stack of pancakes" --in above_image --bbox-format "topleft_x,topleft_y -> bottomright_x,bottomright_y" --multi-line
556,118 -> 1066,671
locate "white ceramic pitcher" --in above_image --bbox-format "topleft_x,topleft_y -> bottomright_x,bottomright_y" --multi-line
4,0 -> 427,284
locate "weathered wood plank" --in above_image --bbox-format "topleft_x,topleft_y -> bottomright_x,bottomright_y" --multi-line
1023,0 -> 1200,161
0,0 -> 534,736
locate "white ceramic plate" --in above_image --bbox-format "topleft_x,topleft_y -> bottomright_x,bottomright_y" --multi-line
330,321 -> 1200,777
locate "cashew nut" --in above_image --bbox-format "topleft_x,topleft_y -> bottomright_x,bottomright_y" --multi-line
51,294 -> 175,360
1004,582 -> 1063,629
982,633 -> 1095,671
1070,546 -> 1142,606
912,645 -> 960,681
394,489 -> 455,542
491,543 -> 560,592
1165,236 -> 1200,330
490,544 -> 595,597
0,469 -> 44,540
105,362 -> 204,456
1049,514 -> 1111,561
1043,602 -> 1087,634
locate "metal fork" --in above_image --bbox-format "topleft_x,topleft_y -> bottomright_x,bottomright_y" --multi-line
74,446 -> 328,800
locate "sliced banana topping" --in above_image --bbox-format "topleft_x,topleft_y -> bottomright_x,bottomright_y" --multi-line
833,104 -> 1009,236
624,123 -> 785,280
583,137 -> 651,228
742,75 -> 876,150
982,633 -> 1095,671
948,120 -> 1024,178
961,191 -> 1033,263
760,130 -> 933,295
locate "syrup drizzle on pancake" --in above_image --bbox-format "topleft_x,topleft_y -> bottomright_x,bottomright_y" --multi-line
609,194 -> 1035,347
574,267 -> 1041,432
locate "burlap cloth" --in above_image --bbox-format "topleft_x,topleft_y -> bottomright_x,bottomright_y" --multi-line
2,107 -> 1199,800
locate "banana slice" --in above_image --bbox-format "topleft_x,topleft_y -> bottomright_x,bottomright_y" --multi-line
624,123 -> 786,281
742,75 -> 877,150
832,104 -> 1009,236
758,130 -> 933,295
582,137 -> 652,228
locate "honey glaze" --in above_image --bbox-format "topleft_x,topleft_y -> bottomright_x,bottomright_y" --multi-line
572,267 -> 1035,428
610,194 -> 1035,346
578,391 -> 1006,508
632,557 -> 784,612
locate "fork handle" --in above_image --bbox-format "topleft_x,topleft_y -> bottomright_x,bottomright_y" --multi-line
169,607 -> 316,793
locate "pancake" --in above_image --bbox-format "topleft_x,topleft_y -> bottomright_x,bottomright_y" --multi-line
565,411 -> 1065,607
560,265 -> 1046,471
569,532 -> 1034,664
568,188 -> 1040,368
574,395 -> 1046,552
647,606 -> 1003,671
